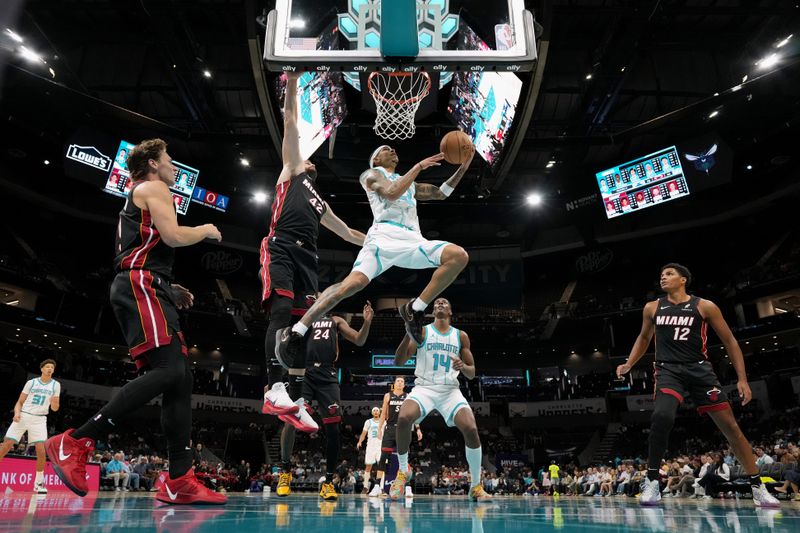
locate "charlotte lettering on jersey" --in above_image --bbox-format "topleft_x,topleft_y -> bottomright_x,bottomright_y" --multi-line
425,341 -> 459,354
655,315 -> 696,326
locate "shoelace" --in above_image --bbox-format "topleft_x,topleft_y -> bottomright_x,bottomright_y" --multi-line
279,473 -> 291,486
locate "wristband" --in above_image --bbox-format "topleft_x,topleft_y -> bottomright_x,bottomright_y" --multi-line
440,183 -> 454,197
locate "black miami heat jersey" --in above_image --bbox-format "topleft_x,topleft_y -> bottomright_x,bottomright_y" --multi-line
114,181 -> 175,279
305,315 -> 339,382
268,173 -> 327,250
386,391 -> 407,427
653,296 -> 708,363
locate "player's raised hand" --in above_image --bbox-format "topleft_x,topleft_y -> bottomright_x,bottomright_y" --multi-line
203,224 -> 222,242
363,301 -> 374,322
171,284 -> 194,309
416,153 -> 445,170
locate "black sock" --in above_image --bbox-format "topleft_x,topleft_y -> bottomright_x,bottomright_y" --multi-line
168,448 -> 192,479
288,374 -> 304,400
73,413 -> 114,441
647,468 -> 660,482
750,474 -> 762,486
282,461 -> 292,473
325,472 -> 335,484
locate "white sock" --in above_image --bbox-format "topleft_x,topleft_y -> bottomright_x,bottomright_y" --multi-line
466,446 -> 482,487
397,452 -> 409,474
411,298 -> 428,312
291,322 -> 308,336
35,471 -> 44,484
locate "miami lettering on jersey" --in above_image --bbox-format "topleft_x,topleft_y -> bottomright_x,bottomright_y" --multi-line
655,316 -> 696,326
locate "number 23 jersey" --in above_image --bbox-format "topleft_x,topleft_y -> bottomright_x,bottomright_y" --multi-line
653,296 -> 709,363
415,324 -> 462,387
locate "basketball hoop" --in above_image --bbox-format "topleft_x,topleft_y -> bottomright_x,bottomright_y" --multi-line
368,71 -> 431,140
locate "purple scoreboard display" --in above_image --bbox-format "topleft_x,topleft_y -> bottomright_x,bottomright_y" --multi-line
596,146 -> 690,219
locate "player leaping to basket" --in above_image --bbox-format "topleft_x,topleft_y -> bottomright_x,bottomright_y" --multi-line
275,142 -> 474,368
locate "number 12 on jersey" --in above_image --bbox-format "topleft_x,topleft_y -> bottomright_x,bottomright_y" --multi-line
673,327 -> 690,341
431,353 -> 451,372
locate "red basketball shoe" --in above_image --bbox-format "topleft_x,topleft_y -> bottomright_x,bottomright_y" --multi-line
156,469 -> 227,505
44,429 -> 95,497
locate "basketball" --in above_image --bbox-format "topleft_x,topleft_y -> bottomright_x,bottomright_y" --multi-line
440,131 -> 474,164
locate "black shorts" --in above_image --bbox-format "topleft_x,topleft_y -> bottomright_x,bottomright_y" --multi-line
259,236 -> 318,310
653,360 -> 729,415
380,426 -> 397,452
110,270 -> 187,370
302,368 -> 341,424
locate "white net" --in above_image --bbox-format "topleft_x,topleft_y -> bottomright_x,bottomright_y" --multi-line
368,72 -> 432,140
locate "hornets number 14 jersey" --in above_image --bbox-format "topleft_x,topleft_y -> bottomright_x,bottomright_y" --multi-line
415,324 -> 462,387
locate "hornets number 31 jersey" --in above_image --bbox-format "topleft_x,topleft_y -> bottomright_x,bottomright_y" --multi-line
415,324 -> 462,387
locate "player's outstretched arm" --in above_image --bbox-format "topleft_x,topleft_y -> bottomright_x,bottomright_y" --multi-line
365,153 -> 444,202
139,181 -> 222,247
451,330 -> 476,379
395,333 -> 418,366
414,150 -> 474,201
700,299 -> 752,405
279,72 -> 305,181
616,301 -> 657,378
321,204 -> 366,246
334,302 -> 373,346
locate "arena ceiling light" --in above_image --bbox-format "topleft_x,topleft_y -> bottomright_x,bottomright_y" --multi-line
19,45 -> 43,63
708,110 -> 719,118
289,18 -> 306,29
203,69 -> 212,78
253,191 -> 268,203
546,160 -> 555,168
756,53 -> 780,70
5,28 -> 23,43
776,34 -> 792,48
240,157 -> 250,167
525,192 -> 542,206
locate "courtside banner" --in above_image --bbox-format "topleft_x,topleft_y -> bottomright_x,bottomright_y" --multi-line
508,399 -> 606,417
0,456 -> 100,492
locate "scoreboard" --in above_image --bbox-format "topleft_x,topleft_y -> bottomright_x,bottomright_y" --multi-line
596,146 -> 690,219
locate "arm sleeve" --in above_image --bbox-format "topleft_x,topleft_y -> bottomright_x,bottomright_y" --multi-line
53,381 -> 61,397
22,380 -> 32,394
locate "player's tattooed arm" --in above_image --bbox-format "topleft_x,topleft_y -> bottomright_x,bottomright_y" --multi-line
365,154 -> 444,202
451,330 -> 476,379
321,204 -> 366,246
414,152 -> 473,201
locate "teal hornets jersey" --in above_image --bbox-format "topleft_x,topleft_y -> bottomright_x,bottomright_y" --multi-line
415,324 -> 462,387
363,418 -> 381,442
360,167 -> 420,232
21,378 -> 60,416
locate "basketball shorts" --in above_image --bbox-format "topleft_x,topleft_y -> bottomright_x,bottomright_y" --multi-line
352,222 -> 451,281
259,235 -> 319,309
407,385 -> 470,427
110,270 -> 187,370
365,440 -> 382,465
4,412 -> 47,443
653,360 -> 730,415
302,368 -> 341,424
380,426 -> 398,452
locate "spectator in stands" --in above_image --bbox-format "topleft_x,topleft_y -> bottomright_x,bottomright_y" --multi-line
671,458 -> 699,498
133,456 -> 155,491
106,452 -> 130,491
615,465 -> 631,495
193,443 -> 205,464
697,453 -> 730,498
755,446 -> 774,467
